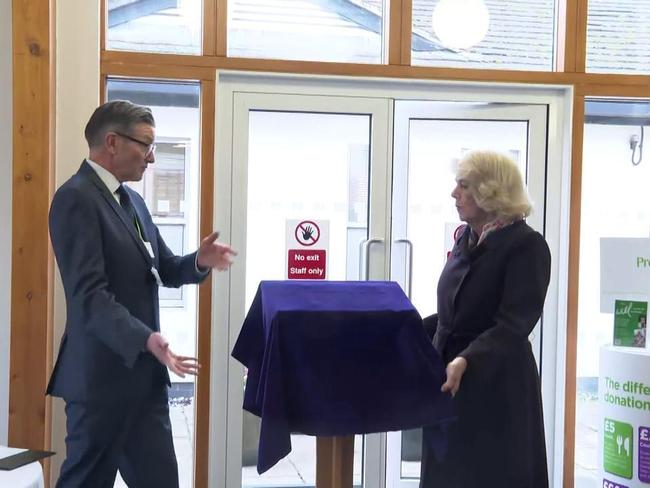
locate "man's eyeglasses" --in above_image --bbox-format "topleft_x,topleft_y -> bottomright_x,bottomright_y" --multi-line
113,131 -> 156,158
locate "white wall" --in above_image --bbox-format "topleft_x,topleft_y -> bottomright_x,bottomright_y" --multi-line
0,0 -> 13,446
51,0 -> 100,482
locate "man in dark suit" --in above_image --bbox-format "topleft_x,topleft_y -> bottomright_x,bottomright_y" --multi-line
48,100 -> 236,488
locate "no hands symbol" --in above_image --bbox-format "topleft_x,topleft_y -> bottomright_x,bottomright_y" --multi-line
295,221 -> 320,247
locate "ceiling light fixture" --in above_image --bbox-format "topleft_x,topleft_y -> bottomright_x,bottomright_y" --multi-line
431,0 -> 490,51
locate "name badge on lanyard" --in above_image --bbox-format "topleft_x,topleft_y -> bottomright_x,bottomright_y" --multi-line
142,241 -> 162,286
143,241 -> 155,260
150,266 -> 163,287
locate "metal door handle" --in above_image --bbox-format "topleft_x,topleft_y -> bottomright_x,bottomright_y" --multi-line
394,238 -> 413,298
359,238 -> 384,280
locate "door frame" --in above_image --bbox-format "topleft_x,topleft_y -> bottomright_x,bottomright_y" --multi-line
210,71 -> 573,488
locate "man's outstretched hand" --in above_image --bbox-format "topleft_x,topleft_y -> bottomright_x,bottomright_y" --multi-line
146,332 -> 200,378
197,231 -> 237,271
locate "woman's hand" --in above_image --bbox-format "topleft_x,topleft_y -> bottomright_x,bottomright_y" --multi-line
441,356 -> 468,397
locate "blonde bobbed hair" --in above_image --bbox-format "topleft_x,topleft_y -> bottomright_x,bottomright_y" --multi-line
456,150 -> 532,220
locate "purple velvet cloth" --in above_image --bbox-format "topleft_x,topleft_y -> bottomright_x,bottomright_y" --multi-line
232,280 -> 454,474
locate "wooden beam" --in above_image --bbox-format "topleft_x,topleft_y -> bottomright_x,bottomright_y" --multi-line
575,73 -> 650,87
101,50 -> 650,89
100,50 -> 650,89
573,0 -> 589,74
216,0 -> 228,57
100,0 -> 106,52
577,83 -> 650,98
556,0 -> 576,72
100,73 -> 107,103
10,0 -> 55,463
563,93 -> 584,488
558,0 -> 588,73
399,0 -> 412,66
388,0 -> 411,66
101,56 -> 216,80
316,436 -> 354,488
203,0 -> 217,56
101,50 -> 581,84
195,76 -> 216,488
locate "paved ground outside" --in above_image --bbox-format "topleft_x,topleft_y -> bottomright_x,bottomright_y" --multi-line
575,394 -> 599,488
115,397 -> 195,488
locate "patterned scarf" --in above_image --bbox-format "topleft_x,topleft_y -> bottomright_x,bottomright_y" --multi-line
468,219 -> 517,248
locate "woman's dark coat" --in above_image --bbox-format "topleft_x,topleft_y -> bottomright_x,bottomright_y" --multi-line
420,220 -> 551,488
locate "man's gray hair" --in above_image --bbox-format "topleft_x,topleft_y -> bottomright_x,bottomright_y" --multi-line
84,100 -> 155,148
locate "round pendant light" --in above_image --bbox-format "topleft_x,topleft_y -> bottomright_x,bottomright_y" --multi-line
432,0 -> 490,51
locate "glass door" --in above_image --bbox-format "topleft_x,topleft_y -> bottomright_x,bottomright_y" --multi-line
386,101 -> 550,487
213,91 -> 392,488
210,74 -> 569,488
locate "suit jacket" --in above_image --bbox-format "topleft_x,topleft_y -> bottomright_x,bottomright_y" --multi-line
420,220 -> 550,487
47,160 -> 208,403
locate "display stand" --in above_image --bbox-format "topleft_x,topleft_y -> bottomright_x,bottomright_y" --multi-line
232,280 -> 454,483
599,346 -> 650,487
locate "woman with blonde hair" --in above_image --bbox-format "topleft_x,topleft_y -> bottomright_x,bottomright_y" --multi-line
420,150 -> 550,487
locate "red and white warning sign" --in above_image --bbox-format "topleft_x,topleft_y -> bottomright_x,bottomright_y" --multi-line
286,219 -> 329,280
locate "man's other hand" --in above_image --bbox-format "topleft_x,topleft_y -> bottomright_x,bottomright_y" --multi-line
196,231 -> 237,271
146,332 -> 200,378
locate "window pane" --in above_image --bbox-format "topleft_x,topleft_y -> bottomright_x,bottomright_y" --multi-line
107,0 -> 202,55
228,0 -> 385,63
411,0 -> 556,71
107,78 -> 201,488
586,0 -> 650,74
575,100 -> 650,487
149,142 -> 187,218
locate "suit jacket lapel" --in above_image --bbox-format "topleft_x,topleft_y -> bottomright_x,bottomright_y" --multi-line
79,161 -> 154,266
